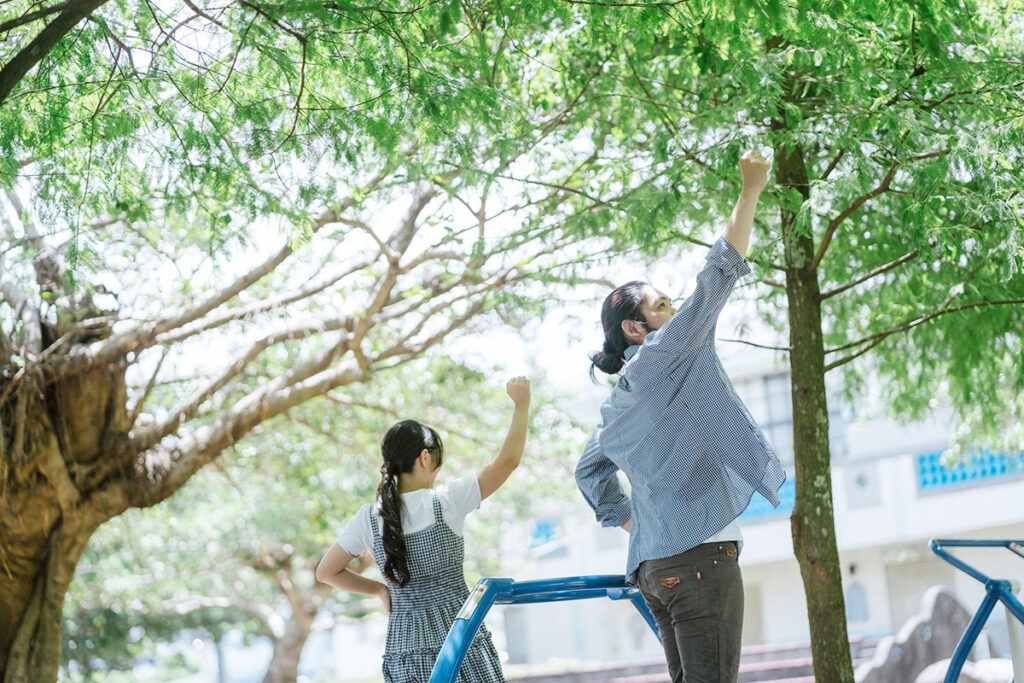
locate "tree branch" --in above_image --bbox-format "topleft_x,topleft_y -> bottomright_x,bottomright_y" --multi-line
0,2 -> 77,41
133,317 -> 354,452
6,189 -> 69,298
0,0 -> 111,107
718,338 -> 791,352
0,254 -> 42,356
154,258 -> 373,347
127,347 -> 169,431
824,299 -> 1024,371
812,157 -> 900,271
820,251 -> 919,300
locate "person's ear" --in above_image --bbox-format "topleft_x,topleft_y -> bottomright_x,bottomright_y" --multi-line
621,319 -> 648,345
418,448 -> 431,469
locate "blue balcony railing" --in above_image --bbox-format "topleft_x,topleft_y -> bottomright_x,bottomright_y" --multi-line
917,449 -> 1023,492
739,477 -> 796,521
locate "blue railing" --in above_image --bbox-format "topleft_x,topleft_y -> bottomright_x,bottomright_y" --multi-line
917,449 -> 1022,491
739,477 -> 796,521
929,539 -> 1024,683
428,575 -> 660,683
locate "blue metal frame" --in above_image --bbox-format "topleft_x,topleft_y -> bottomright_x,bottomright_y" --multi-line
929,539 -> 1024,683
428,575 -> 660,683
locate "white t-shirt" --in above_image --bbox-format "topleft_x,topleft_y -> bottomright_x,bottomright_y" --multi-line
336,476 -> 482,556
705,518 -> 743,546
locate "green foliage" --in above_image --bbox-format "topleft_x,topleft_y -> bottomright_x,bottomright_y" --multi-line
544,0 -> 1024,452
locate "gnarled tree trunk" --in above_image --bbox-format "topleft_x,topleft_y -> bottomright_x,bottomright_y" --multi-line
2,358 -> 132,682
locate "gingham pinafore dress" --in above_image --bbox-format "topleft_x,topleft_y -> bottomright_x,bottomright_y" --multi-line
370,494 -> 505,683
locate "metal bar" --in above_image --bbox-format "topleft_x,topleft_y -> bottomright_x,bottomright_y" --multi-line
499,588 -> 630,605
629,592 -> 661,640
930,540 -> 1024,683
943,590 -> 1000,683
506,575 -> 635,596
1004,587 -> 1024,682
930,539 -> 998,584
429,579 -> 507,683
429,575 -> 660,681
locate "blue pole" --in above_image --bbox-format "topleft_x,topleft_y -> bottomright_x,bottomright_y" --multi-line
943,590 -> 1000,683
429,579 -> 509,683
930,539 -> 1024,683
429,575 -> 661,681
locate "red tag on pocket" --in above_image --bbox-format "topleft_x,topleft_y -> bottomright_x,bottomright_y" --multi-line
696,571 -> 702,580
661,577 -> 680,588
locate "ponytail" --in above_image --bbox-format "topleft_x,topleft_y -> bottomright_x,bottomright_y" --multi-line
377,419 -> 444,587
377,467 -> 409,587
589,280 -> 649,382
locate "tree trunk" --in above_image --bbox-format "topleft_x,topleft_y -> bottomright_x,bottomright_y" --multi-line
1,360 -> 131,682
775,137 -> 855,681
2,523 -> 96,683
261,613 -> 315,683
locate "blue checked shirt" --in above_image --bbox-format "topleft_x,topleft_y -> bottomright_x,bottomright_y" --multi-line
575,236 -> 787,583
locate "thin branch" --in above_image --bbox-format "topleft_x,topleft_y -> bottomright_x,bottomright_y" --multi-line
75,174 -> 389,372
0,1 -> 75,35
324,393 -> 495,448
819,148 -> 845,182
812,157 -> 900,271
155,258 -> 372,347
718,338 -> 790,352
0,255 -> 42,356
127,347 -> 169,431
820,251 -> 919,300
133,317 -> 354,451
6,189 -> 68,296
824,298 -> 1024,371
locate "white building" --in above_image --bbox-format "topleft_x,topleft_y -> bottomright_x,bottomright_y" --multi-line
501,350 -> 1024,671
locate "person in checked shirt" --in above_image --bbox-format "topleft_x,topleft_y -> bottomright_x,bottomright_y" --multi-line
576,150 -> 787,683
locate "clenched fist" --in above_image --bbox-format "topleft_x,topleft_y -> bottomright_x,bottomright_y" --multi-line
506,376 -> 531,407
739,150 -> 771,196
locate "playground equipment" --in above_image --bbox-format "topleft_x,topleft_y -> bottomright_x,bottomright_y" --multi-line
428,575 -> 660,683
930,539 -> 1024,683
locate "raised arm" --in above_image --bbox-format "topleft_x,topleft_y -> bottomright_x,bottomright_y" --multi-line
723,149 -> 770,259
477,377 -> 531,500
644,150 -> 770,352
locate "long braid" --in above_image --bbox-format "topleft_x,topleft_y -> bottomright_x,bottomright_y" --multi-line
377,465 -> 410,587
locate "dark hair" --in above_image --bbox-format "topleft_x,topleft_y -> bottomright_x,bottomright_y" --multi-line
377,419 -> 443,587
589,280 -> 649,381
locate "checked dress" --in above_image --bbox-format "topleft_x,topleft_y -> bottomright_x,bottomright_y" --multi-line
369,495 -> 505,683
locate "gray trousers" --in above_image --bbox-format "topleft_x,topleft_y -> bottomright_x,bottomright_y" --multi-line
637,542 -> 744,683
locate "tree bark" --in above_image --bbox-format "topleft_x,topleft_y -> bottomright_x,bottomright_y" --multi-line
259,575 -> 326,683
775,135 -> 855,681
261,620 -> 312,683
1,354 -> 131,681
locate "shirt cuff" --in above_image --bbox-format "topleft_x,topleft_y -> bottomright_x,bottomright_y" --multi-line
599,497 -> 632,528
707,236 -> 752,279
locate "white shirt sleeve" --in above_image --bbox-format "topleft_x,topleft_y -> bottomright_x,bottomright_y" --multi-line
438,475 -> 482,536
336,504 -> 373,556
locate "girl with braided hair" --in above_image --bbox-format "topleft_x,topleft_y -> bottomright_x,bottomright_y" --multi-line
316,377 -> 530,682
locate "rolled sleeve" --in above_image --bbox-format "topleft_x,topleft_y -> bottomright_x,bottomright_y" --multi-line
575,431 -> 632,527
707,235 -> 752,279
645,236 -> 750,351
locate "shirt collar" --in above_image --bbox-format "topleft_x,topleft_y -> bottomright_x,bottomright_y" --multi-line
623,344 -> 641,361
